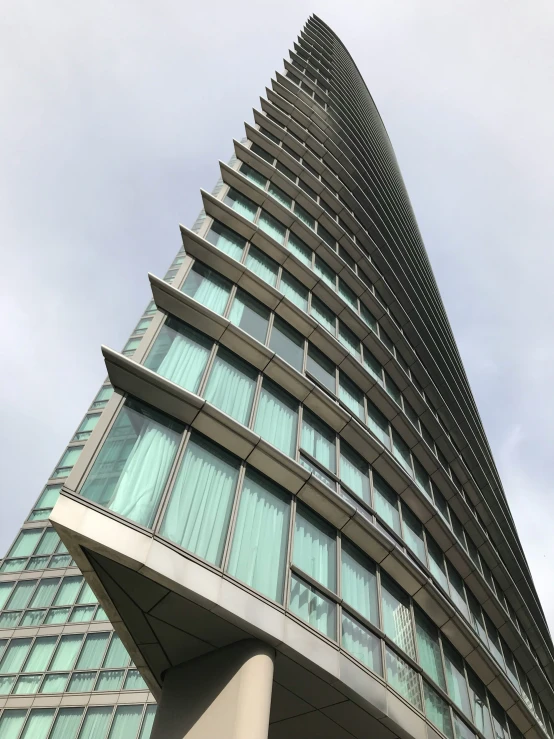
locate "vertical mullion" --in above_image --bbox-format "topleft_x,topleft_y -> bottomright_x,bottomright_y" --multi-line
220,465 -> 247,574
247,374 -> 264,433
284,497 -> 297,612
150,428 -> 192,534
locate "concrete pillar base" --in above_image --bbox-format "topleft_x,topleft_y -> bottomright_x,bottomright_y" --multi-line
150,639 -> 275,739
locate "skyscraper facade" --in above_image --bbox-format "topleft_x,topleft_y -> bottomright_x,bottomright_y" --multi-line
2,13 -> 553,739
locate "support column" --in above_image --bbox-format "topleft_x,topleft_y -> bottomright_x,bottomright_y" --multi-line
150,639 -> 275,739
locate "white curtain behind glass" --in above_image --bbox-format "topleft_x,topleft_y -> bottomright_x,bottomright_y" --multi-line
48,708 -> 83,739
108,421 -> 179,528
0,711 -> 26,739
254,384 -> 297,457
160,438 -> 239,566
203,353 -> 256,425
301,417 -> 335,472
154,329 -> 210,392
186,272 -> 230,315
227,474 -> 289,603
107,706 -> 143,739
293,509 -> 336,591
289,575 -> 335,637
340,451 -> 369,503
76,706 -> 113,739
341,546 -> 377,623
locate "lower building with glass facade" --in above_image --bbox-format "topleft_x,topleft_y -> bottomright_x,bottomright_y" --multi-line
2,13 -> 553,739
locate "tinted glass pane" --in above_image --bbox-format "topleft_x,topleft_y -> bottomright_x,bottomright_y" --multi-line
181,262 -> 232,315
381,576 -> 416,659
306,344 -> 335,392
245,245 -> 279,285
269,317 -> 304,371
206,220 -> 246,260
228,290 -> 270,343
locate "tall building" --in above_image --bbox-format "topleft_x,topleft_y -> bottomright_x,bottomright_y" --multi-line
1,12 -> 552,739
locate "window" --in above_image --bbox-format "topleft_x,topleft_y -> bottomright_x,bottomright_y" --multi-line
122,337 -> 141,356
245,245 -> 279,286
341,542 -> 378,624
49,634 -> 83,671
229,289 -> 270,343
5,581 -> 38,610
181,262 -> 233,315
415,610 -> 445,689
372,474 -> 401,535
280,270 -> 308,311
443,641 -> 471,718
223,188 -> 258,221
338,279 -> 358,310
0,583 -> 13,609
91,385 -> 113,409
133,317 -> 152,336
145,317 -> 212,392
392,431 -> 412,476
289,573 -> 336,638
227,471 -> 290,603
360,303 -> 378,333
380,576 -> 416,659
313,255 -> 335,288
306,343 -> 335,393
53,576 -> 82,606
340,443 -> 370,503
28,578 -> 60,608
204,348 -> 257,426
254,380 -> 298,457
206,220 -> 246,260
402,505 -> 426,563
160,435 -> 239,566
466,590 -> 488,644
269,181 -> 292,209
294,202 -> 315,230
53,446 -> 83,478
484,613 -> 505,668
0,639 -> 32,673
22,636 -> 57,673
72,415 -> 100,442
240,163 -> 267,188
363,347 -> 383,385
384,372 -> 402,405
468,668 -> 493,739
80,398 -> 183,528
7,529 -> 43,558
338,323 -> 360,359
317,223 -> 335,248
342,612 -> 382,674
108,705 -> 144,739
424,681 -> 453,738
426,535 -> 449,592
310,294 -> 336,333
286,232 -> 312,265
103,635 -> 129,668
385,647 -> 422,710
338,374 -> 364,420
447,562 -> 469,621
301,410 -> 336,473
258,209 -> 286,244
28,485 -> 62,521
413,458 -> 431,499
294,505 -> 336,591
269,317 -> 304,371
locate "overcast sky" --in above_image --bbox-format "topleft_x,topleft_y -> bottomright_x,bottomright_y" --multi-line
1,0 -> 554,632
